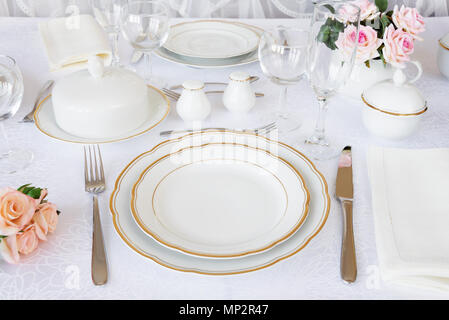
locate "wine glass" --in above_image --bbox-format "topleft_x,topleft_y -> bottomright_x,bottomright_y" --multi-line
120,0 -> 170,86
0,55 -> 33,173
90,0 -> 128,67
258,27 -> 310,134
303,1 -> 360,160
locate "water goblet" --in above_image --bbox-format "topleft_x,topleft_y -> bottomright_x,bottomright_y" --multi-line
120,0 -> 170,87
90,0 -> 128,67
0,55 -> 33,173
258,27 -> 310,134
303,1 -> 360,160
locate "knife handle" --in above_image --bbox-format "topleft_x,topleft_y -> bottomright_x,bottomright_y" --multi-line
340,199 -> 357,283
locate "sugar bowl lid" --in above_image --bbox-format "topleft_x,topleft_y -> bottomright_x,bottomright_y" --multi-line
362,61 -> 427,116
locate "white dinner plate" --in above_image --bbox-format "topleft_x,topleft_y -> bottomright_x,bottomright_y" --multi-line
131,143 -> 310,258
163,20 -> 260,59
110,131 -> 330,275
34,86 -> 169,144
155,22 -> 263,69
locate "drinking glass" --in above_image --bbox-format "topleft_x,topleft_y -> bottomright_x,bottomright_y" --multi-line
90,0 -> 128,67
0,55 -> 33,173
120,0 -> 170,86
304,1 -> 360,160
258,27 -> 310,133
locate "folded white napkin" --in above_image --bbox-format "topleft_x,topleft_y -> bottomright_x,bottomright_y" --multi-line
367,147 -> 449,292
39,14 -> 112,72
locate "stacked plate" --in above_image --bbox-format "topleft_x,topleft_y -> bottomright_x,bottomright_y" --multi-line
155,20 -> 263,69
110,130 -> 331,275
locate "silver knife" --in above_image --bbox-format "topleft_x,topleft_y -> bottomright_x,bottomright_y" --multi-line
336,146 -> 357,283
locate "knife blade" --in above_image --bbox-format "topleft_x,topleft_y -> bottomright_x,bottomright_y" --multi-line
336,146 -> 357,283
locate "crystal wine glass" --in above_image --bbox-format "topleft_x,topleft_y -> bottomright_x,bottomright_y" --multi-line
258,27 -> 310,134
0,55 -> 33,173
120,0 -> 170,86
90,0 -> 128,67
304,1 -> 360,160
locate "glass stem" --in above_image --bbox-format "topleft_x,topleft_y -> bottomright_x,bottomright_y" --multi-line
277,86 -> 288,118
311,97 -> 328,144
109,32 -> 120,66
144,53 -> 153,83
0,122 -> 11,156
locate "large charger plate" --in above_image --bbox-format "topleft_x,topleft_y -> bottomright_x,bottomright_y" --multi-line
110,131 -> 330,275
163,20 -> 260,59
131,143 -> 310,258
33,86 -> 169,144
154,21 -> 263,69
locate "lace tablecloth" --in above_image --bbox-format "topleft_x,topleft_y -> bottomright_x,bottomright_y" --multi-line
0,17 -> 448,300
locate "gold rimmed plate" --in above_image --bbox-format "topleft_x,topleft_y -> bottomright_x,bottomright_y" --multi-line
34,86 -> 170,144
131,143 -> 310,258
109,130 -> 330,275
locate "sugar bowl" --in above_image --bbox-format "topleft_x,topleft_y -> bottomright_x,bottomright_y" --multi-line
362,61 -> 427,140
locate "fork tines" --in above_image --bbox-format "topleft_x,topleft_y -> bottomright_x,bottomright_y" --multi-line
83,144 -> 105,192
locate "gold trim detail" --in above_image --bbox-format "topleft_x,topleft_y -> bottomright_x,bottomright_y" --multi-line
361,95 -> 427,117
130,143 -> 310,259
109,130 -> 331,275
439,39 -> 449,51
33,85 -> 170,144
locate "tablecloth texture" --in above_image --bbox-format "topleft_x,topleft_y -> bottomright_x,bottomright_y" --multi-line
0,17 -> 449,299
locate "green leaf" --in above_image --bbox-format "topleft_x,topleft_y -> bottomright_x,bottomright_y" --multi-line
323,4 -> 335,14
17,183 -> 31,192
27,188 -> 43,200
57,210 -> 61,216
375,0 -> 388,12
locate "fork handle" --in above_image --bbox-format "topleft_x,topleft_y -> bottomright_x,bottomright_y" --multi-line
92,195 -> 108,285
340,199 -> 357,283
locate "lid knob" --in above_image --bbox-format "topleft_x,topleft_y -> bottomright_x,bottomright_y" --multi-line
88,55 -> 105,79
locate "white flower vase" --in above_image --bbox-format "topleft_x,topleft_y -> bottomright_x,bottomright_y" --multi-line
339,60 -> 394,100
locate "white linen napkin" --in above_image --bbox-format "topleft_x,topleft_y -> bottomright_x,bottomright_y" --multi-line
367,147 -> 449,292
39,14 -> 112,72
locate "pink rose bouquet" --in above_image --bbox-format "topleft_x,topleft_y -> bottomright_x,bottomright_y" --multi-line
319,0 -> 425,68
0,184 -> 60,264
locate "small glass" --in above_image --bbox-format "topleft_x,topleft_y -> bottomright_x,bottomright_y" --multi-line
258,27 -> 310,134
90,0 -> 128,67
120,0 -> 170,86
0,55 -> 33,173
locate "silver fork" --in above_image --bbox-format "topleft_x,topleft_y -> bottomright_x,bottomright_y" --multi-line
160,122 -> 277,137
84,144 -> 108,286
162,88 -> 264,101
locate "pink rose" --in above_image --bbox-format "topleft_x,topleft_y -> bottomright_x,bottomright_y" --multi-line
0,188 -> 36,236
392,5 -> 425,39
336,25 -> 382,63
16,225 -> 39,255
0,234 -> 20,264
382,24 -> 415,67
352,0 -> 380,20
33,203 -> 58,241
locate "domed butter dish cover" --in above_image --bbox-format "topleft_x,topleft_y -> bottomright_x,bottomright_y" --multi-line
52,56 -> 151,139
361,61 -> 427,140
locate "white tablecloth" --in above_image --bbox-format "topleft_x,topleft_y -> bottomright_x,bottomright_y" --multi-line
1,17 -> 449,300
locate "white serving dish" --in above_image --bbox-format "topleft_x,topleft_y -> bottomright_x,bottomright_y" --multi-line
51,56 -> 156,139
362,61 -> 427,140
34,85 -> 169,144
131,143 -> 309,258
438,33 -> 449,80
110,130 -> 330,275
164,20 -> 260,60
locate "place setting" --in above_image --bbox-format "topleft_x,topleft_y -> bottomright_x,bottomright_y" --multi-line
1,0 -> 449,300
